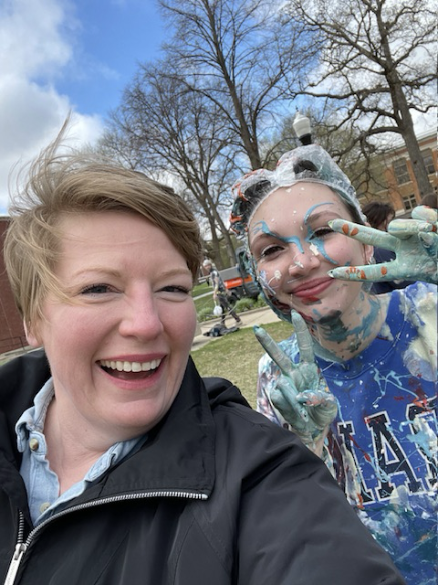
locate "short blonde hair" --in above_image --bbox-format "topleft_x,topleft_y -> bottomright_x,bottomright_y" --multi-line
4,126 -> 202,329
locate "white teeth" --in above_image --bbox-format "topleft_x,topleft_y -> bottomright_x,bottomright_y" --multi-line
99,359 -> 161,372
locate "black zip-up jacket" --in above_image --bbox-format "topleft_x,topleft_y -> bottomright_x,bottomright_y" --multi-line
0,350 -> 405,585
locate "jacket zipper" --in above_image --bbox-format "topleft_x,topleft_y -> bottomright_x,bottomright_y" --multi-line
4,490 -> 207,585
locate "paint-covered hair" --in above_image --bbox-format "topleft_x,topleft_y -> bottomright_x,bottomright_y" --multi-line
230,144 -> 366,236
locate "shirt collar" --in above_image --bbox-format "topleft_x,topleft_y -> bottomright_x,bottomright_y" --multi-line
16,378 -> 54,452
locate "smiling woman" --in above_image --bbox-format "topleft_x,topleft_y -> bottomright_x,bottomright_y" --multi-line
231,143 -> 437,585
24,211 -> 197,452
0,125 -> 407,585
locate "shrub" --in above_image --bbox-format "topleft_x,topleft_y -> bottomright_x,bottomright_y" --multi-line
234,297 -> 255,312
253,296 -> 267,309
197,307 -> 215,322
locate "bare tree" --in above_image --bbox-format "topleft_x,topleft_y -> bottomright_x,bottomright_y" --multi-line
99,60 -> 238,267
284,0 -> 436,197
158,0 -> 319,169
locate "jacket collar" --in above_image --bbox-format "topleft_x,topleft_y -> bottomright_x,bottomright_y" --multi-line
0,351 -> 217,502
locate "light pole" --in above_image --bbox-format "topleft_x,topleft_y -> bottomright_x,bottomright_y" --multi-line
292,112 -> 312,145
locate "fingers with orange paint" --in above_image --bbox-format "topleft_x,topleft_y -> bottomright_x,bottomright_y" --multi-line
329,220 -> 398,251
328,215 -> 438,284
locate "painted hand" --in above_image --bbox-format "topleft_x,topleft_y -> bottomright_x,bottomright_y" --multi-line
254,310 -> 337,453
327,205 -> 438,284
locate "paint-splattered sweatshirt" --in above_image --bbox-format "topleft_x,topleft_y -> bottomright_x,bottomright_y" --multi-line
257,281 -> 437,585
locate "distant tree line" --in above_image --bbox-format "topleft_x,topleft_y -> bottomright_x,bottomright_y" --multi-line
97,0 -> 436,267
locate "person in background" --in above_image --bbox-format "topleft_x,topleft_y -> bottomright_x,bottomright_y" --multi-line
0,126 -> 408,585
202,259 -> 242,327
362,201 -> 395,232
361,201 -> 411,294
230,143 -> 437,585
419,193 -> 437,209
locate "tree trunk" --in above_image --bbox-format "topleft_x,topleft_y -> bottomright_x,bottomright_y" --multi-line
378,14 -> 433,199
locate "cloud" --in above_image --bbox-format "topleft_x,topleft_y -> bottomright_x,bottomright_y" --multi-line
0,0 -> 104,213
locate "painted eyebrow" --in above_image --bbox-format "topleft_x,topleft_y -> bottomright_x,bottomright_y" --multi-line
305,210 -> 344,226
250,230 -> 283,247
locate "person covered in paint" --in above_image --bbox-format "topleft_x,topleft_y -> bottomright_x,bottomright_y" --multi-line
0,127 -> 408,585
361,201 -> 411,294
230,144 -> 437,585
202,259 -> 242,327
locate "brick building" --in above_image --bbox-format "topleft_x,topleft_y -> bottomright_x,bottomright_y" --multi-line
361,131 -> 438,216
0,216 -> 26,354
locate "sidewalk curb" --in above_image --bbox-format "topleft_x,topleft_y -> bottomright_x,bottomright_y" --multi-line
192,305 -> 281,352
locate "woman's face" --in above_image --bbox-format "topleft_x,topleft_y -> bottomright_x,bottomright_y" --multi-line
26,211 -> 197,443
248,183 -> 372,324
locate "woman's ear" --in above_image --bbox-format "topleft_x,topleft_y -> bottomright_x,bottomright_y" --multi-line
23,320 -> 42,348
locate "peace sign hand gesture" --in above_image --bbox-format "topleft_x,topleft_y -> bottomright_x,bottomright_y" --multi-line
254,310 -> 337,453
327,205 -> 437,285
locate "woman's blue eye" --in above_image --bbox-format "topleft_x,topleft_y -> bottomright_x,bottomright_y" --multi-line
81,284 -> 111,295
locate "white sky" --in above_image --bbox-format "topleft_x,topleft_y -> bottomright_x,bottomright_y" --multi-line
0,0 -> 101,212
0,0 -> 165,213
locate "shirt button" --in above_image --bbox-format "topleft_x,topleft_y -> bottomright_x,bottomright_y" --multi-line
29,438 -> 39,451
40,502 -> 51,514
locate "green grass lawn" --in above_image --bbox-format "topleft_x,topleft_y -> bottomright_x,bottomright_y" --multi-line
192,281 -> 211,297
192,281 -> 215,317
191,320 -> 293,409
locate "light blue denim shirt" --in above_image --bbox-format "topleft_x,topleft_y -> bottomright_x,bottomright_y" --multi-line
16,377 -> 146,526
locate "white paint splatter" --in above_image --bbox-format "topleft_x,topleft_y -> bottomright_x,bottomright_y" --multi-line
309,243 -> 319,256
403,284 -> 437,381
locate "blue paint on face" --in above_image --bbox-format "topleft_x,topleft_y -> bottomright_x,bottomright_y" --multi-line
303,202 -> 329,223
253,202 -> 342,267
258,269 -> 278,295
252,203 -> 340,267
251,220 -> 304,252
303,202 -> 338,265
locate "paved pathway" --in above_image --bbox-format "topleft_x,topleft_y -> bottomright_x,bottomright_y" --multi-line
191,306 -> 281,351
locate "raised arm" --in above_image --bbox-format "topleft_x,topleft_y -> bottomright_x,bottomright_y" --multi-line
254,311 -> 337,455
327,205 -> 437,285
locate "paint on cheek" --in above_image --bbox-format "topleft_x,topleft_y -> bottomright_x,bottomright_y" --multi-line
303,202 -> 339,265
257,269 -> 278,296
309,243 -> 319,256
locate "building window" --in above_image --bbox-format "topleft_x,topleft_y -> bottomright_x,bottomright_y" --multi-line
403,194 -> 417,210
421,149 -> 435,174
393,158 -> 410,185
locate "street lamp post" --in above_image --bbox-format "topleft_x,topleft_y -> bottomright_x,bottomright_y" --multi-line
293,112 -> 312,145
